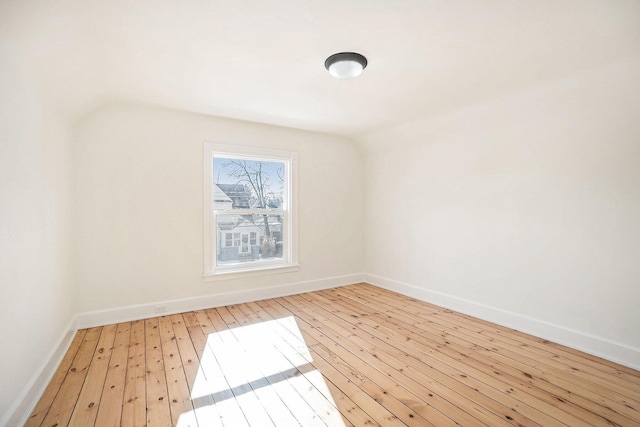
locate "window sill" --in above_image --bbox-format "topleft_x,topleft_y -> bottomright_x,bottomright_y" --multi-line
203,263 -> 300,282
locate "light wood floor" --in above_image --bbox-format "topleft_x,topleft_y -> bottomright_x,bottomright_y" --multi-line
27,283 -> 640,426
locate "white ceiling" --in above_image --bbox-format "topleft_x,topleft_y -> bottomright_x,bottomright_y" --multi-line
2,0 -> 639,137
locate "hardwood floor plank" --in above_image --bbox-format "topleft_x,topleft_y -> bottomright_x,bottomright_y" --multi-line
28,283 -> 640,427
357,283 -> 640,381
171,314 -> 223,427
24,329 -> 88,427
38,327 -> 102,427
333,286 -> 640,426
220,304 -> 337,426
244,301 -> 355,427
253,299 -> 370,427
157,315 -> 198,427
187,310 -> 250,427
302,290 -> 546,427
121,319 -> 146,427
282,292 -> 523,427
222,305 -> 330,426
144,317 -> 172,427
94,322 -> 130,427
317,288 -> 613,426
201,307 -> 277,426
274,296 -> 452,426
357,285 -> 640,400
311,341 -> 439,427
303,342 -> 408,427
277,319 -> 410,427
361,285 -> 640,425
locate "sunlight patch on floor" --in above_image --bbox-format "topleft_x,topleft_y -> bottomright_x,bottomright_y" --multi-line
178,316 -> 345,426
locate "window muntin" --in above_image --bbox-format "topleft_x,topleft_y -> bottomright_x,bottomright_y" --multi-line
204,144 -> 297,278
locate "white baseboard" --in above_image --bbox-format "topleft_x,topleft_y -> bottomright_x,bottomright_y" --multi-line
8,271 -> 635,427
4,273 -> 364,427
365,274 -> 640,371
76,273 -> 365,329
2,316 -> 78,427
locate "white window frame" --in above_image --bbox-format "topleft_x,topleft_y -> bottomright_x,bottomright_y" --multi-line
203,143 -> 299,280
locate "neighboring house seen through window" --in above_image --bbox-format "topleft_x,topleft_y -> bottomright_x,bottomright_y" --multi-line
204,144 -> 298,278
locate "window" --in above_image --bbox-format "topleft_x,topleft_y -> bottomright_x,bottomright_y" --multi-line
204,143 -> 298,278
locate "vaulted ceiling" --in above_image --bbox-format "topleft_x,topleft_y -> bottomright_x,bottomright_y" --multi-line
2,0 -> 639,136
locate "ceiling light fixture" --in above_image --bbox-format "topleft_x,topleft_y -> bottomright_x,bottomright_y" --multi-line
325,52 -> 368,79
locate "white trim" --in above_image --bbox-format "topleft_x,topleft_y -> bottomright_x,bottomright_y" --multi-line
204,142 -> 299,278
3,273 -> 364,426
76,273 -> 364,329
6,272 -> 637,426
2,316 -> 78,427
364,273 -> 640,370
204,263 -> 300,281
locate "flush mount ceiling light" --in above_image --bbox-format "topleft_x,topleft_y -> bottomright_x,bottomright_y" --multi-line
325,52 -> 368,79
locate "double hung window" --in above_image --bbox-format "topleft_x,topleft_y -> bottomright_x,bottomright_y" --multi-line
204,143 -> 298,278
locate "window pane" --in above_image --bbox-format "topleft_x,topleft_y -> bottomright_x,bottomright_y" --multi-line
213,158 -> 285,210
216,214 -> 285,265
205,144 -> 297,277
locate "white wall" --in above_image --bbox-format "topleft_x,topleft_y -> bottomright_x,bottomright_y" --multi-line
73,105 -> 363,315
0,49 -> 74,423
360,58 -> 640,367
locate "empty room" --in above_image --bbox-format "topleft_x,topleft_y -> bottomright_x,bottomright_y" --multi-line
1,1 -> 639,426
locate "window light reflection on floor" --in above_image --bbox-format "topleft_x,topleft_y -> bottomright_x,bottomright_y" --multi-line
177,316 -> 345,426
